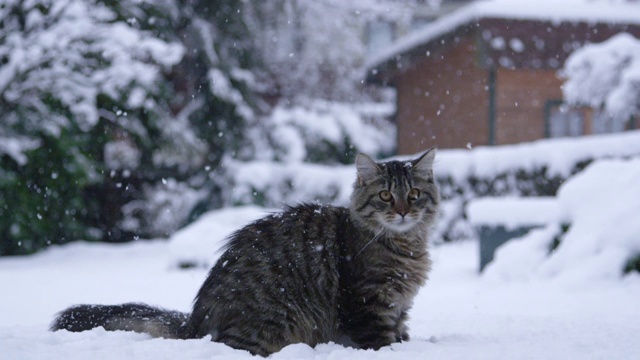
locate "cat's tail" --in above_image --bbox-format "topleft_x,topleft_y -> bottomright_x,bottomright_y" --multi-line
50,303 -> 190,339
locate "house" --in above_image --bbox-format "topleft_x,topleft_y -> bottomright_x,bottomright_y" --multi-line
366,0 -> 640,153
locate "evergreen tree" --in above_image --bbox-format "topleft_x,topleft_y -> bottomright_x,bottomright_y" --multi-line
0,0 -> 184,254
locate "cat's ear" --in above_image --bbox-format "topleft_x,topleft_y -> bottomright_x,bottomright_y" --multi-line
411,148 -> 436,176
355,153 -> 381,185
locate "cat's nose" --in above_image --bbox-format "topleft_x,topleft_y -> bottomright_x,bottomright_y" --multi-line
397,210 -> 408,218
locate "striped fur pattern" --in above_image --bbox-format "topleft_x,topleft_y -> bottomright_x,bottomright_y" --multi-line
51,150 -> 439,356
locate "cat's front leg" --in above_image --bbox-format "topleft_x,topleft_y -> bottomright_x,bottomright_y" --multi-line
345,305 -> 405,350
395,310 -> 410,342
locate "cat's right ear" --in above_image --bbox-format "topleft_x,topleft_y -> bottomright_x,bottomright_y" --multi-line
355,153 -> 381,186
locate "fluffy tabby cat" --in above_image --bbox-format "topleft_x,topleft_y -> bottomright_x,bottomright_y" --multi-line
51,150 -> 439,356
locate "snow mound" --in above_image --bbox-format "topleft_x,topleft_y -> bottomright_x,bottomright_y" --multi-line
167,206 -> 273,268
562,32 -> 640,122
484,157 -> 640,284
226,161 -> 356,207
467,197 -> 561,230
434,130 -> 640,182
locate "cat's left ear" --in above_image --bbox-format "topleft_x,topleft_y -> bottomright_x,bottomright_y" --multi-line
355,153 -> 381,185
411,148 -> 436,176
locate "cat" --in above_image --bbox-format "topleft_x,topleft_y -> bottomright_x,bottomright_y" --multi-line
51,149 -> 439,356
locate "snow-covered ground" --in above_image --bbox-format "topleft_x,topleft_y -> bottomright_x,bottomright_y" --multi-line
3,131 -> 640,359
2,205 -> 640,359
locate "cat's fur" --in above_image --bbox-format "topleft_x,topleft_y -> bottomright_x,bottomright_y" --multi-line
51,150 -> 439,356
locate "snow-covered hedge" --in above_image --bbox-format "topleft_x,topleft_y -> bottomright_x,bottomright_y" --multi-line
168,131 -> 640,277
467,197 -> 561,230
217,100 -> 395,207
433,130 -> 640,241
222,130 -> 640,244
242,100 -> 396,164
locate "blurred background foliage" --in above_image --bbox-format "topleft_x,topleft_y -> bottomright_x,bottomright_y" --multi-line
0,0 -> 397,255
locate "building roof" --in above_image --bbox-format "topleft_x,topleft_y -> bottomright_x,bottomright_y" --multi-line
366,0 -> 640,75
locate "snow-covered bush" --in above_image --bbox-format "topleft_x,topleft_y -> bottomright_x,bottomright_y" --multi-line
220,100 -> 395,207
220,130 -> 640,246
433,131 -> 640,242
168,131 -> 640,269
1,0 -> 410,255
250,100 -> 395,164
0,0 -> 183,146
562,33 -> 640,126
484,157 -> 640,283
0,0 -> 265,254
120,178 -> 208,238
0,0 -> 184,254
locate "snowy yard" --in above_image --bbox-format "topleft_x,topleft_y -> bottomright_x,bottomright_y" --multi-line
2,206 -> 639,359
3,132 -> 640,359
3,1 -> 640,358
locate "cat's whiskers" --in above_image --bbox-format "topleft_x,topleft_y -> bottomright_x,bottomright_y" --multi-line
355,226 -> 384,258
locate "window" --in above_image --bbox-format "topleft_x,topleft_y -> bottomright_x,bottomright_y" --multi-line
366,20 -> 395,55
545,101 -> 585,138
592,110 -> 626,134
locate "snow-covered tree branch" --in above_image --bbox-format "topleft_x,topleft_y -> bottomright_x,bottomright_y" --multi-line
0,0 -> 183,162
562,33 -> 640,124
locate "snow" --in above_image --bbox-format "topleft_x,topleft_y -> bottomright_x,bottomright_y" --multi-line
167,206 -> 270,268
104,140 -> 142,170
3,130 -> 640,358
484,157 -> 640,285
254,100 -> 396,163
562,32 -> 640,122
467,197 -> 561,230
0,135 -> 41,166
367,0 -> 640,69
2,235 -> 639,359
433,129 -> 640,182
225,160 -> 356,207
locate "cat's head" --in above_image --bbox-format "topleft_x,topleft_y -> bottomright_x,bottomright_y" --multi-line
350,149 -> 439,234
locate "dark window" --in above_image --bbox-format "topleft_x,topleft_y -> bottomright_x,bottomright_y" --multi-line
545,100 -> 584,138
592,110 -> 626,134
366,20 -> 396,55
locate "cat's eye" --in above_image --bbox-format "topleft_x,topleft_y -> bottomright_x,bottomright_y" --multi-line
379,190 -> 393,202
408,188 -> 421,201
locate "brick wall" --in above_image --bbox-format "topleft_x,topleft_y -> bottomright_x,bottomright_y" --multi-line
395,35 -> 490,154
495,69 -> 564,144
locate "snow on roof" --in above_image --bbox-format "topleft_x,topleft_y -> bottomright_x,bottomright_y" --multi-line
366,0 -> 640,70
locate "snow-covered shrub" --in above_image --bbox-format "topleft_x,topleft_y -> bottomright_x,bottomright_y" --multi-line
0,0 -> 184,255
216,130 -> 640,245
0,0 -> 183,142
484,157 -> 640,283
562,33 -> 640,126
167,206 -> 269,268
222,161 -> 355,208
433,131 -> 640,242
120,179 -> 208,238
219,99 -> 395,207
104,140 -> 142,171
252,100 -> 395,164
